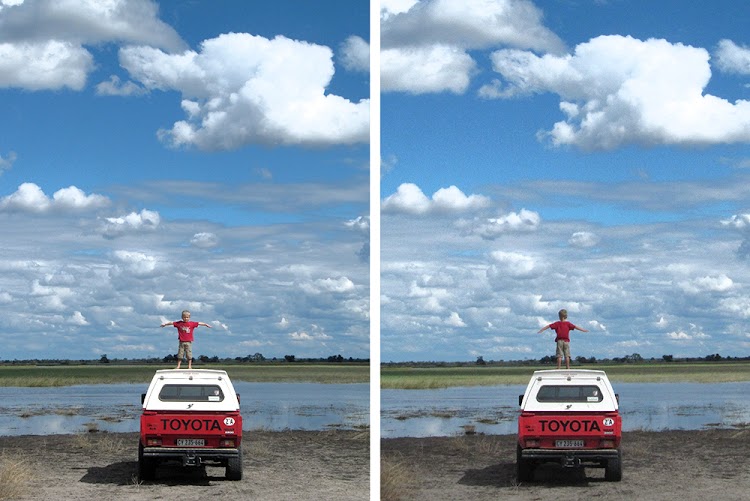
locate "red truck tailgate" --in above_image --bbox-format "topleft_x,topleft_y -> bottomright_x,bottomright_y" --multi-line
519,411 -> 621,449
141,411 -> 242,447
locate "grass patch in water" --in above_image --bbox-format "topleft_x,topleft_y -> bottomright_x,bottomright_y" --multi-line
381,362 -> 750,389
0,363 -> 369,387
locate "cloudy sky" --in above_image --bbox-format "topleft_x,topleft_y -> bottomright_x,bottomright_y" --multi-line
380,0 -> 750,362
0,0 -> 370,360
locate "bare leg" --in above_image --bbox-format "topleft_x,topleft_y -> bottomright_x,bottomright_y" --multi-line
565,356 -> 571,369
556,356 -> 561,369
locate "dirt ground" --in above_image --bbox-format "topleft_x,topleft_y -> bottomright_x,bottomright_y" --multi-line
0,429 -> 369,500
382,428 -> 750,501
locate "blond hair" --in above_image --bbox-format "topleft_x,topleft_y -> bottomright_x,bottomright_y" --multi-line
558,309 -> 568,320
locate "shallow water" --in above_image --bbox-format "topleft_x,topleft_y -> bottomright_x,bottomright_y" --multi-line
0,382 -> 368,436
381,381 -> 750,438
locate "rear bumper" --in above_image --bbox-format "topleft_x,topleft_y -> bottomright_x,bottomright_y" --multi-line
143,447 -> 239,465
521,448 -> 619,464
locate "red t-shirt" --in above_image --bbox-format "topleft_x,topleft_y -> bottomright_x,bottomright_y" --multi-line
549,321 -> 578,342
172,321 -> 199,342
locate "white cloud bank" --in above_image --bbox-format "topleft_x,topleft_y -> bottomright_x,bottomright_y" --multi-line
381,1 -> 750,150
0,0 -> 184,91
482,35 -> 750,150
0,1 -> 368,150
380,179 -> 750,361
120,32 -> 369,150
381,0 -> 565,94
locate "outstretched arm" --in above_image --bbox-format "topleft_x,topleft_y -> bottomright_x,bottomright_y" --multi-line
198,322 -> 213,328
576,326 -> 589,332
537,325 -> 550,334
160,322 -> 173,328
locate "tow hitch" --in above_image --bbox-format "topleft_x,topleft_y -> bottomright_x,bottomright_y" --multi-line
183,453 -> 199,467
562,455 -> 581,468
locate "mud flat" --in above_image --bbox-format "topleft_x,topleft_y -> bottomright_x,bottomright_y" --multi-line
0,429 -> 369,500
381,427 -> 750,501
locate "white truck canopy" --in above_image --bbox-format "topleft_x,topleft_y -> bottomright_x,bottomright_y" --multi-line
520,369 -> 619,412
142,369 -> 240,412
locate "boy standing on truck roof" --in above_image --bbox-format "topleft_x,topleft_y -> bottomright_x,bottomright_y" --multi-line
161,310 -> 212,369
537,309 -> 589,369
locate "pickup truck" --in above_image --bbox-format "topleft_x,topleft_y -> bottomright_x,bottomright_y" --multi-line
139,369 -> 243,481
517,369 -> 622,482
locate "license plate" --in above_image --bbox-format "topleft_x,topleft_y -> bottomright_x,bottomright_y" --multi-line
556,440 -> 584,448
176,439 -> 205,447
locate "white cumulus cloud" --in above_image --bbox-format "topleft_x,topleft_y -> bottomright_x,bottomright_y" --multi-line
382,183 -> 491,214
721,213 -> 750,229
487,250 -> 541,279
569,231 -> 600,248
338,35 -> 370,72
102,209 -> 160,238
445,311 -> 466,327
467,209 -> 541,239
381,0 -> 565,94
0,0 -> 185,91
483,35 -> 750,150
95,75 -> 146,96
0,183 -> 109,213
190,232 -> 219,249
314,277 -> 356,294
120,32 -> 369,150
111,250 -> 159,277
680,274 -> 734,294
714,39 -> 750,75
381,44 -> 476,94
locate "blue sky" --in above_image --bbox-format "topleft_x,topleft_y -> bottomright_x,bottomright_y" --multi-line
380,0 -> 750,361
0,0 -> 370,361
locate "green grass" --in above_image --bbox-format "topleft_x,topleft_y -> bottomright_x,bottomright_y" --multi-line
380,362 -> 750,389
0,363 -> 369,387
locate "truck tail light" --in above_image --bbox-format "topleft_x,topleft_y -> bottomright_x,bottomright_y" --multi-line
600,439 -> 615,448
219,438 -> 236,448
525,439 -> 539,448
146,437 -> 162,446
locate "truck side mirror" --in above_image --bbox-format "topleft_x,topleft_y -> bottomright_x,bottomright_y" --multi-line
141,393 -> 146,405
236,393 -> 240,404
518,395 -> 523,406
615,393 -> 619,405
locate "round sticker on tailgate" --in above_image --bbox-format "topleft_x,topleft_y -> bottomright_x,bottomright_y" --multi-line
224,417 -> 235,426
603,418 -> 614,427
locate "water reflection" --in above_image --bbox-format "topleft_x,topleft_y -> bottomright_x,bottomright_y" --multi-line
381,382 -> 750,438
0,382 -> 368,436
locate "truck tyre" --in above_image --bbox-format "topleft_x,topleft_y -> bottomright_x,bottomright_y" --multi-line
226,448 -> 243,480
138,443 -> 156,481
516,444 -> 534,482
604,449 -> 622,481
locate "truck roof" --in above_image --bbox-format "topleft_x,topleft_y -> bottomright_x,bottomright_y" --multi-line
520,369 -> 618,412
529,369 -> 609,380
153,369 -> 230,378
143,369 -> 240,412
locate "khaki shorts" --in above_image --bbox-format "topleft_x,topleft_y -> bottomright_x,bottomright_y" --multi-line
177,341 -> 193,360
556,340 -> 571,358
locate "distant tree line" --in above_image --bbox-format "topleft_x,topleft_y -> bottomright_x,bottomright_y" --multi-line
381,353 -> 750,367
0,352 -> 368,366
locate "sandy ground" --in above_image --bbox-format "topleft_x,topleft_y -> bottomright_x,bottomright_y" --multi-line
381,428 -> 750,501
0,429 -> 369,500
